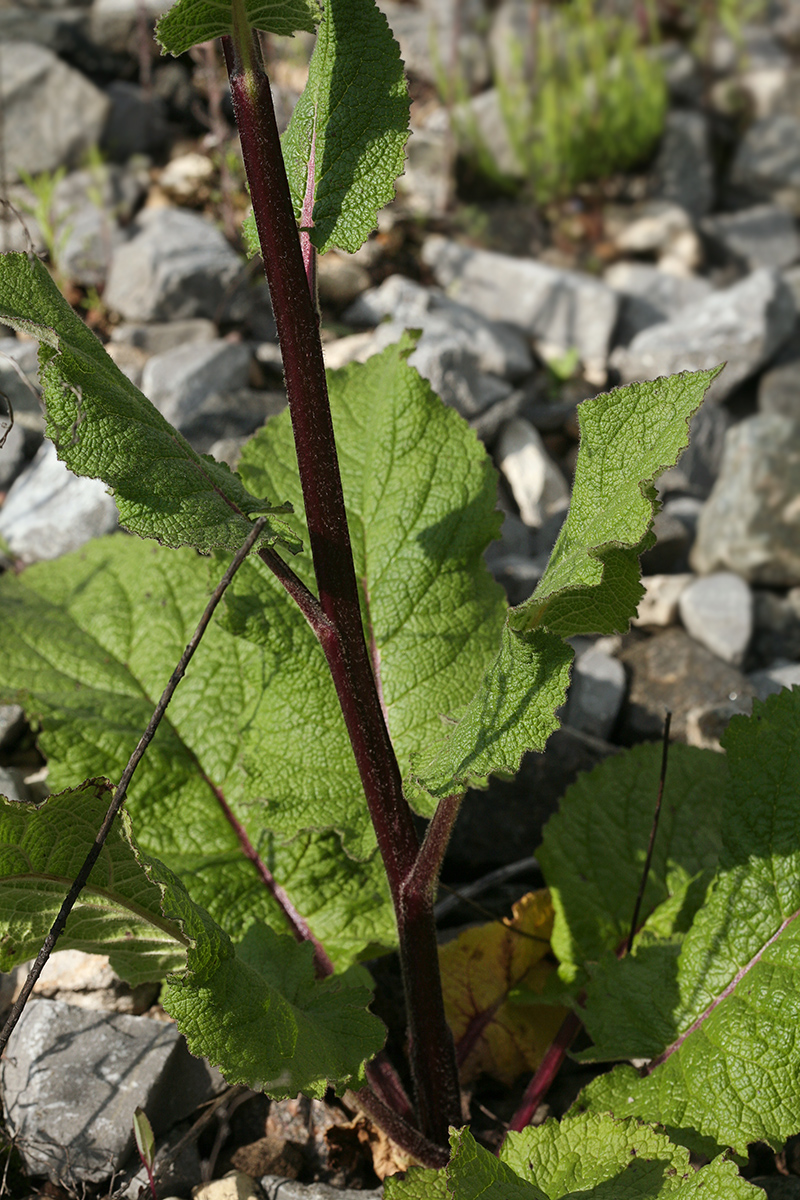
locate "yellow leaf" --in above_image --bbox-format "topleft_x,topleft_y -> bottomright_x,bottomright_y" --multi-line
439,889 -> 566,1086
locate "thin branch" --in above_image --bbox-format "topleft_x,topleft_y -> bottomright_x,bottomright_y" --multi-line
627,711 -> 672,955
0,517 -> 269,1059
505,1009 -> 583,1135
434,856 -> 541,921
204,772 -> 334,978
365,1051 -> 416,1125
404,794 -> 462,905
346,1085 -> 449,1170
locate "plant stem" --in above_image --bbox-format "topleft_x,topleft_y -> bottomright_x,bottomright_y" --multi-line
0,517 -> 268,1059
222,11 -> 461,1146
627,711 -> 672,954
505,1009 -> 583,1135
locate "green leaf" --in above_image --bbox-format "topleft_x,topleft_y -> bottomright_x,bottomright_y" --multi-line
411,369 -> 720,801
0,535 -> 394,969
280,0 -> 409,253
520,369 -> 723,637
0,780 -> 383,1097
156,0 -> 320,56
575,688 -> 800,1156
447,1127 -> 547,1200
145,853 -> 384,1096
385,1119 -> 760,1199
538,742 -> 726,985
0,252 -> 298,557
384,1168 -> 448,1200
498,1114 -> 759,1199
0,783 -> 186,985
133,1108 -> 156,1170
229,335 -> 506,844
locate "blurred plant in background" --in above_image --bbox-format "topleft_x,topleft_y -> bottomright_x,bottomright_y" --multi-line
436,0 -> 668,204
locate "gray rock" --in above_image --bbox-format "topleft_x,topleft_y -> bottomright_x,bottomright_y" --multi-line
685,695 -> 754,751
177,388 -> 286,455
376,0 -> 489,88
104,208 -> 245,323
0,8 -> 91,54
0,441 -> 118,564
398,117 -> 456,216
0,42 -> 110,181
46,163 -> 147,288
497,418 -> 570,528
423,236 -> 619,382
752,587 -> 800,665
261,1180 -> 382,1200
657,403 -> 730,498
346,275 -> 533,380
110,318 -> 217,357
6,949 -> 158,1015
678,571 -> 753,666
652,110 -> 715,220
1,998 -> 221,1184
639,506 -> 694,575
701,204 -> 800,271
610,268 -> 796,404
0,705 -> 25,751
0,422 -> 28,491
565,645 -> 626,741
618,627 -> 755,743
489,0 -> 532,85
0,766 -> 34,804
730,113 -> 800,212
90,0 -> 175,53
102,81 -> 169,160
632,574 -> 693,628
758,323 -> 800,416
457,88 -> 525,180
749,659 -> 800,701
605,262 -> 713,346
141,340 -> 252,428
445,725 -> 618,875
606,201 -> 701,269
691,414 -> 800,585
0,337 -> 41,416
654,41 -> 704,107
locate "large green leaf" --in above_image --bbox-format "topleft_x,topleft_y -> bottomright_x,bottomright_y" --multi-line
278,0 -> 409,253
386,1118 -> 759,1199
0,784 -> 186,985
0,782 -> 383,1097
411,369 -> 720,800
538,742 -> 726,985
0,253 -> 298,557
0,536 -> 394,970
575,688 -> 800,1156
145,854 -> 384,1096
228,335 -> 506,844
157,0 -> 320,55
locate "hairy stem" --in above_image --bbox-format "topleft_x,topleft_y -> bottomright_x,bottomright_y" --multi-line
0,517 -> 268,1059
222,11 -> 461,1145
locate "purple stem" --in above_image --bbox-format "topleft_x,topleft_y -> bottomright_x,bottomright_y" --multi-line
506,1010 -> 583,1135
222,12 -> 461,1146
200,768 -> 334,978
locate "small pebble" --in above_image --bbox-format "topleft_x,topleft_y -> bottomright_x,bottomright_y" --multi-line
678,571 -> 753,665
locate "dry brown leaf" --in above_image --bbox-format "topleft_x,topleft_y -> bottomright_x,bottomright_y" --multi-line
439,889 -> 566,1086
